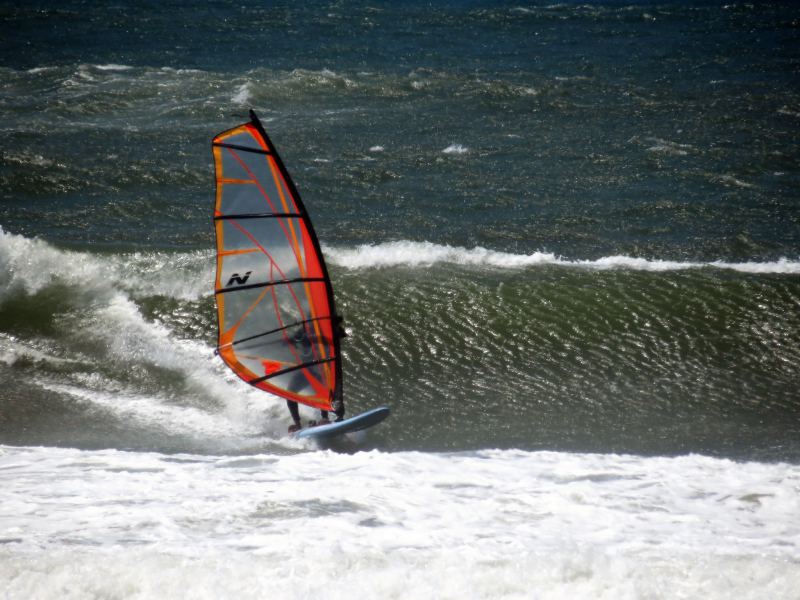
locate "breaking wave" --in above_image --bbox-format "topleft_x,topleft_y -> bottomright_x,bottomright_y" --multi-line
325,240 -> 800,274
0,229 -> 212,303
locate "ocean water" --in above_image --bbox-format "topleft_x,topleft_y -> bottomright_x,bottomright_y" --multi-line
1,1 -> 799,598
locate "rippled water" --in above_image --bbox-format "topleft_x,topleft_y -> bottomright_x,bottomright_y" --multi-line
2,2 -> 799,597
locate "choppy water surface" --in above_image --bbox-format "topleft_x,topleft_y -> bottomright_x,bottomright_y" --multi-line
1,1 -> 799,598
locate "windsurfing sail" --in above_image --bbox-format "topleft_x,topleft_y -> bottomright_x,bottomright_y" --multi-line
212,110 -> 343,414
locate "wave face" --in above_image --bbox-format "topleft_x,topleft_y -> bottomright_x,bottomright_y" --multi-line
1,230 -> 799,461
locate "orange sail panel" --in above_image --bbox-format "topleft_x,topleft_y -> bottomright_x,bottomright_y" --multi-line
212,111 -> 341,412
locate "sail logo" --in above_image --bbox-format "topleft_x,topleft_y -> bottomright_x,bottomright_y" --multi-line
226,271 -> 252,287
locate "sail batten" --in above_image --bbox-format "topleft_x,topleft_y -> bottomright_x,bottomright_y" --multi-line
214,213 -> 303,221
212,142 -> 273,155
251,357 -> 337,385
217,316 -> 334,352
215,277 -> 327,295
212,111 -> 342,412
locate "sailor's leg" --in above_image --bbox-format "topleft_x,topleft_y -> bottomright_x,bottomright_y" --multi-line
334,402 -> 345,422
286,400 -> 301,432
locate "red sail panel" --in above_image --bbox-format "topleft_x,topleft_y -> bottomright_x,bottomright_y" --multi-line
212,114 -> 340,411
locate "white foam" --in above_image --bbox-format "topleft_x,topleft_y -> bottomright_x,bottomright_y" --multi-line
0,333 -> 80,368
646,143 -> 689,156
40,381 -> 248,440
0,229 -> 109,302
442,143 -> 469,154
0,229 -> 292,437
2,152 -> 56,168
0,229 -> 212,303
232,82 -> 252,105
777,106 -> 800,118
0,446 -> 798,599
714,174 -> 755,188
327,240 -> 554,269
26,66 -> 58,75
554,75 -> 591,81
288,68 -> 356,88
159,67 -> 206,75
73,65 -> 96,82
113,249 -> 213,301
632,136 -> 696,156
73,294 -> 287,436
325,240 -> 800,274
93,64 -> 134,71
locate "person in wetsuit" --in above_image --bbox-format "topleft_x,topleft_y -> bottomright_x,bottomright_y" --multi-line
286,316 -> 347,433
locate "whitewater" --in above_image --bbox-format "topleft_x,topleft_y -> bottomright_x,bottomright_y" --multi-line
2,446 -> 799,600
324,240 -> 800,274
3,230 -> 799,299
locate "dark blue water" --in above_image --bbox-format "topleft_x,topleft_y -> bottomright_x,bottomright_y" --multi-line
1,1 -> 799,460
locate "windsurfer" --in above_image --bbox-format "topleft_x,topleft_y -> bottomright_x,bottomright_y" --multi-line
213,111 -> 355,438
286,400 -> 304,433
285,320 -> 346,433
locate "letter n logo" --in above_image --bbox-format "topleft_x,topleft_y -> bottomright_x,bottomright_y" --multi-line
226,271 -> 252,287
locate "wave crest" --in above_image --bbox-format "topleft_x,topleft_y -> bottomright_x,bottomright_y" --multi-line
325,241 -> 800,274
